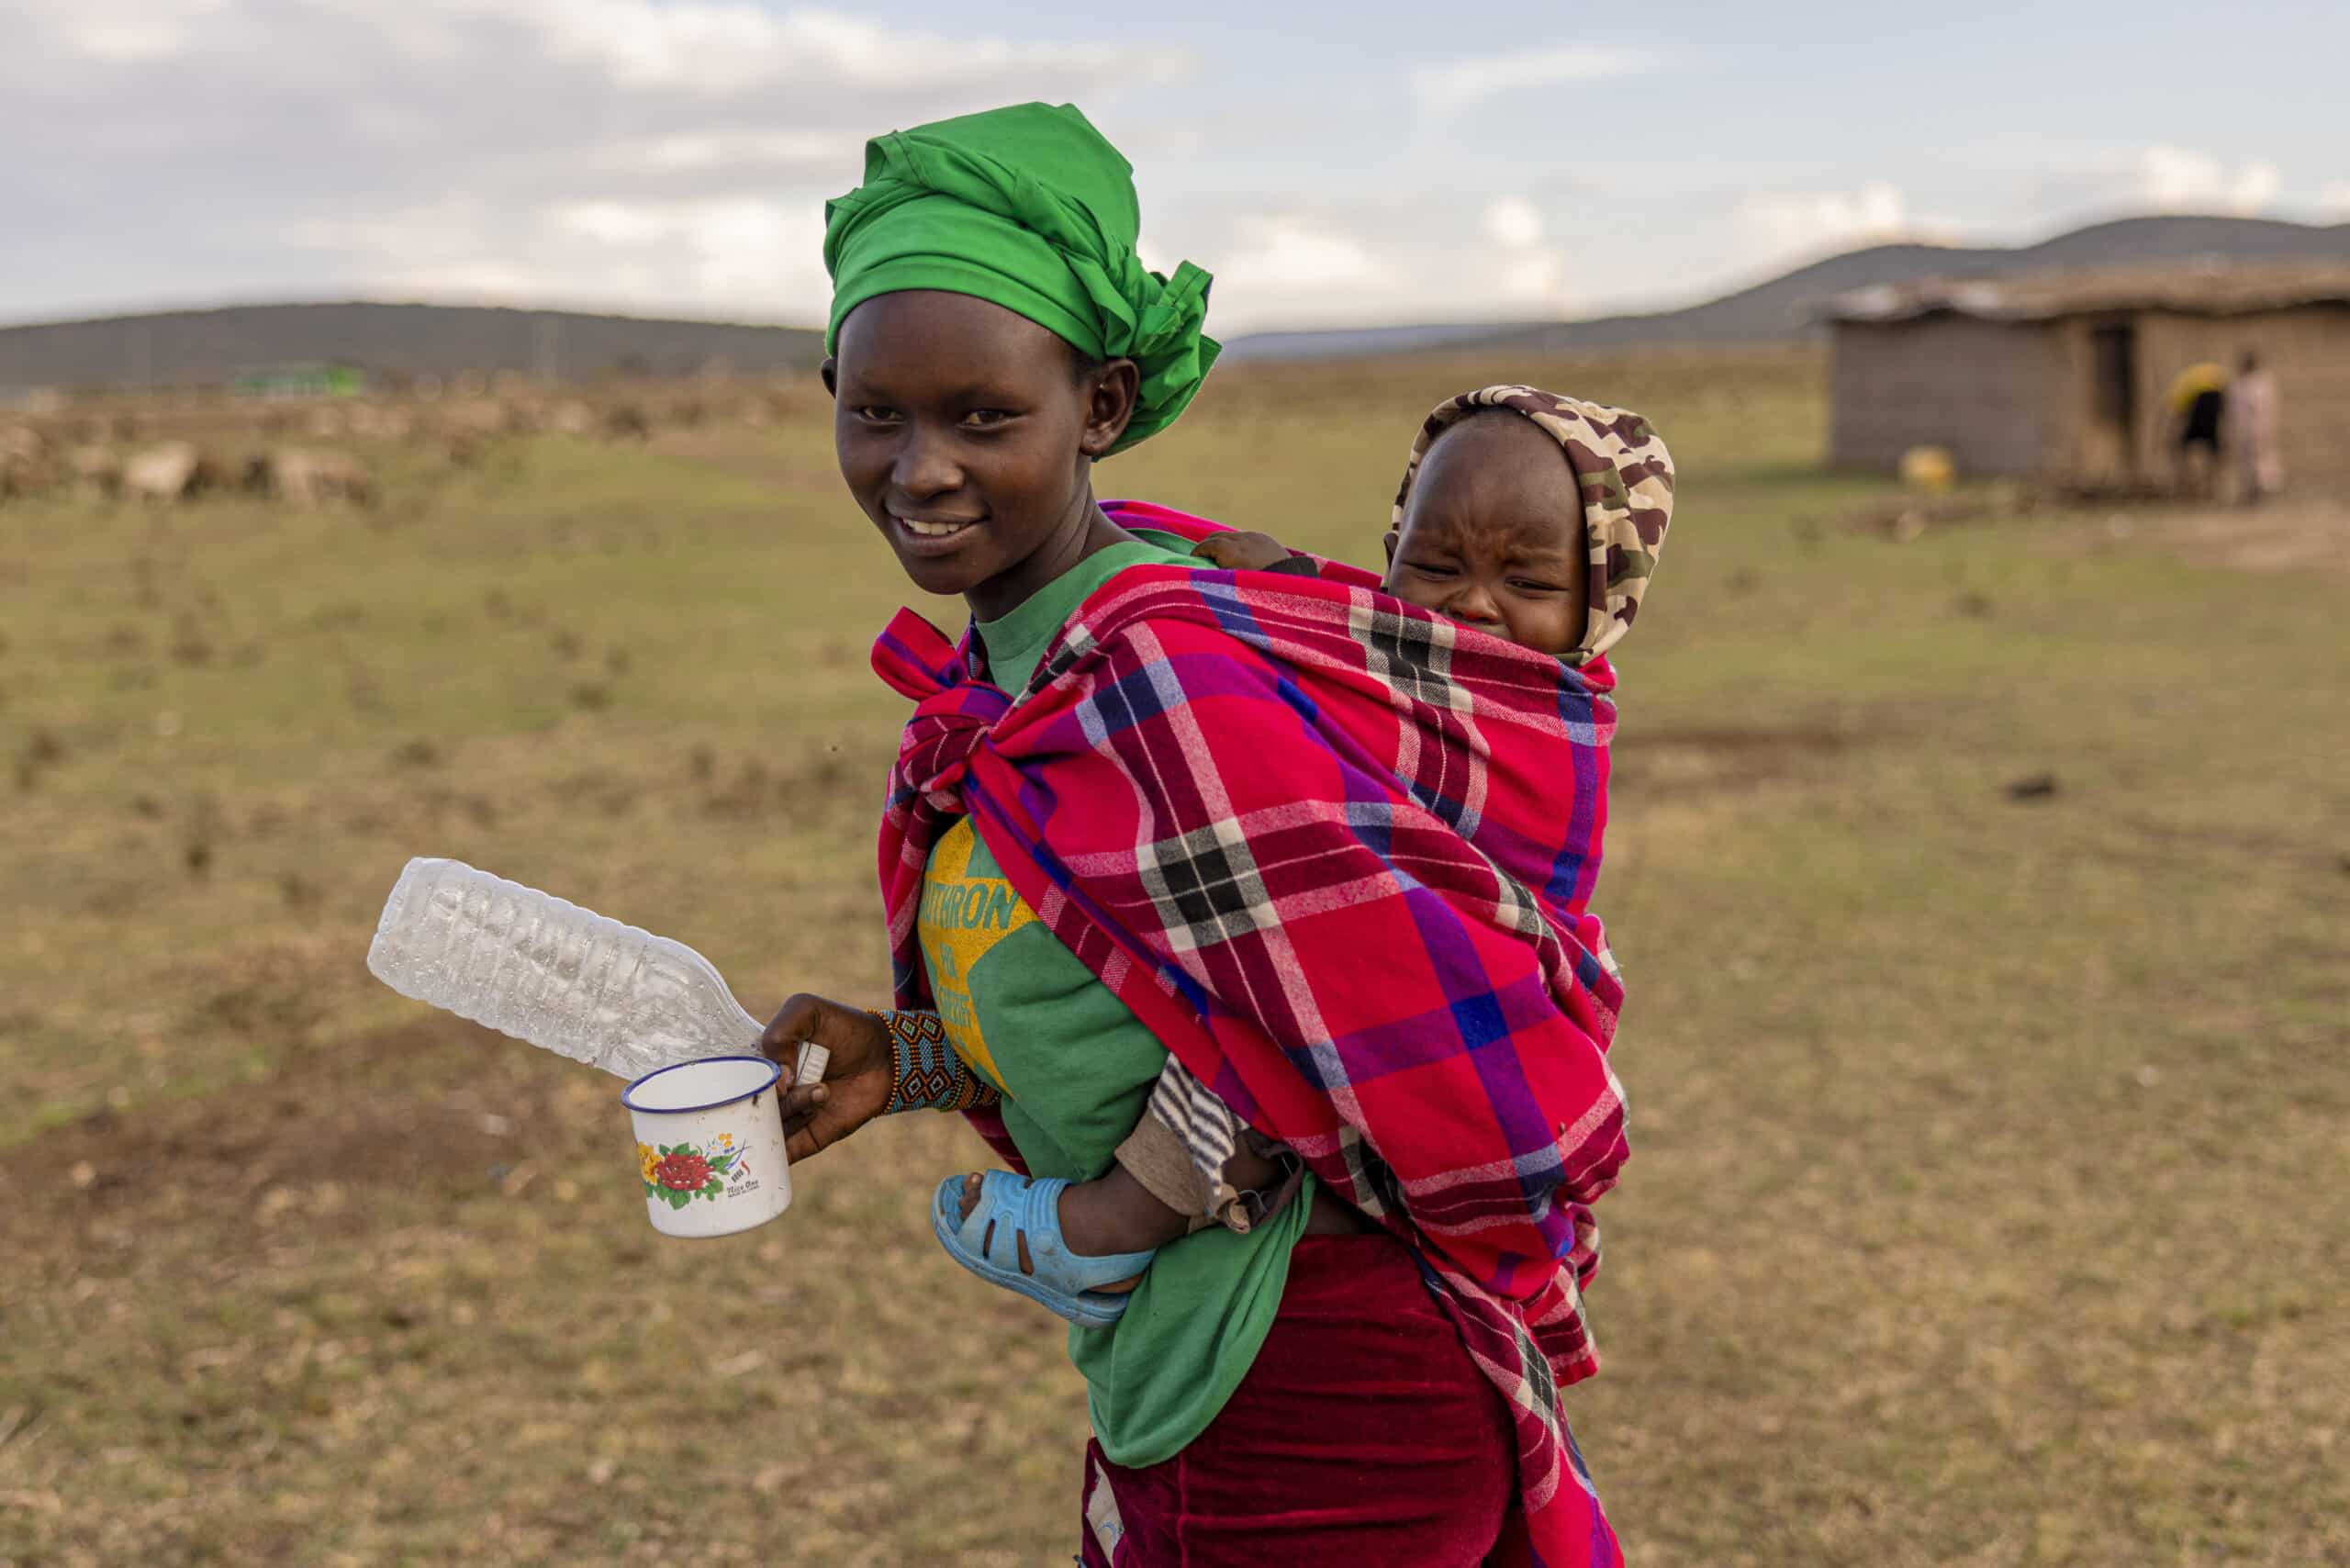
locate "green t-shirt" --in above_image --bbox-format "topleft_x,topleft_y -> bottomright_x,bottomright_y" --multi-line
917,526 -> 1314,1468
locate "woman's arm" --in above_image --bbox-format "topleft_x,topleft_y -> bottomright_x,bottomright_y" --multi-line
760,995 -> 995,1163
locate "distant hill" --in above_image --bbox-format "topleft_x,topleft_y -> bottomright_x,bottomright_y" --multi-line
9,217 -> 2349,388
0,302 -> 824,392
1222,215 -> 2350,362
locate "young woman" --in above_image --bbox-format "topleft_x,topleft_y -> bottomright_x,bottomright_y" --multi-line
761,102 -> 1633,1568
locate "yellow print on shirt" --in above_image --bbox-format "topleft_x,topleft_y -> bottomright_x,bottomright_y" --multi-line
917,818 -> 1036,1091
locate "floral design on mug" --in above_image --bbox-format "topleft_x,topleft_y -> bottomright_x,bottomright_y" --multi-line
655,1149 -> 711,1190
642,1141 -> 742,1208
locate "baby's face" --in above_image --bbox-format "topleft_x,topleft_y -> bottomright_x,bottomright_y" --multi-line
1382,413 -> 1590,658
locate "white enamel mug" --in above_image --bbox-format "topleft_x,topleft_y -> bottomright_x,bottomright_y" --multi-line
621,1056 -> 793,1238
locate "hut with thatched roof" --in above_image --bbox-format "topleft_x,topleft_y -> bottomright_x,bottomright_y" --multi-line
1823,263 -> 2350,489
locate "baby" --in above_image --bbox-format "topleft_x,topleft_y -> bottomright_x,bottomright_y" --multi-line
943,385 -> 1673,1317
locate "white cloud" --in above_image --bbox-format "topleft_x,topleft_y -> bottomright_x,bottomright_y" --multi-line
2031,145 -> 2284,218
2322,183 -> 2350,219
0,2 -> 1191,323
2129,146 -> 2280,213
1412,46 -> 1652,115
1172,196 -> 1576,333
1734,183 -> 1914,263
621,130 -> 866,176
44,0 -> 228,62
1217,218 -> 1382,295
532,3 -> 1183,98
554,201 -> 677,248
287,194 -> 834,317
1479,197 -> 1570,316
1483,196 -> 1545,250
1498,249 -> 1568,309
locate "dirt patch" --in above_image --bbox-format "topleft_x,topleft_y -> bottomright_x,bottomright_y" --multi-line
2054,498 -> 2350,575
2098,806 -> 2347,873
1844,486 -> 2044,541
1613,722 -> 1868,797
0,1018 -> 582,1231
1850,489 -> 2350,577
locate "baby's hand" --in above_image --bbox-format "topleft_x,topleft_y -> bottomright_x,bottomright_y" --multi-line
1192,531 -> 1299,573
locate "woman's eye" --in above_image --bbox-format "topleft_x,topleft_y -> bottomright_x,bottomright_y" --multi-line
853,406 -> 900,425
960,409 -> 1014,430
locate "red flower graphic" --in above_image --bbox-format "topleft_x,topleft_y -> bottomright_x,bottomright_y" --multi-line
654,1151 -> 711,1192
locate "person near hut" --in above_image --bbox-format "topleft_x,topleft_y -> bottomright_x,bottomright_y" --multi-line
2227,352 -> 2283,505
2166,361 -> 2228,500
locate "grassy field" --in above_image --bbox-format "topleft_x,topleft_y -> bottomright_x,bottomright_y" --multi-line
3,348 -> 2344,1567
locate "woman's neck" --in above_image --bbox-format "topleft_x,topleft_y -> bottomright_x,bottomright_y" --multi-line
964,493 -> 1134,622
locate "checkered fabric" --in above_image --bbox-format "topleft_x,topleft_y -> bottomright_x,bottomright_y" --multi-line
870,501 -> 1631,1562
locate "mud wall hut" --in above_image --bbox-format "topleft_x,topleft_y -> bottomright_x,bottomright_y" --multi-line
1825,265 -> 2350,489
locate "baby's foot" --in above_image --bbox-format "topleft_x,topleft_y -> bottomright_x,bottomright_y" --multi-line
957,1172 -> 1145,1294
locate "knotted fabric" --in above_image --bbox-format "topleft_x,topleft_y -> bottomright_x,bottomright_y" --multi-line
824,102 -> 1218,454
870,500 -> 1629,1565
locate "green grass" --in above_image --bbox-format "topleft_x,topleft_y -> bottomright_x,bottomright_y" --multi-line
3,347 -> 2344,1565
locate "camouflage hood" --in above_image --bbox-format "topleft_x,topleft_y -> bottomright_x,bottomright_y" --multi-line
1391,385 -> 1674,666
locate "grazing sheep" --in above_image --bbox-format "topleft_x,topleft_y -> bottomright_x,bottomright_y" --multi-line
0,453 -> 56,504
603,403 -> 651,442
245,447 -> 373,507
67,446 -> 123,498
0,424 -> 45,465
449,400 -> 507,436
123,442 -> 221,503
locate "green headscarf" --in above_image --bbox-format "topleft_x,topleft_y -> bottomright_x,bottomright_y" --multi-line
822,102 -> 1218,455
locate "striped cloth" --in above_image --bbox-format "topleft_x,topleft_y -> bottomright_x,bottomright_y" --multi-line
1145,1052 -> 1244,1201
872,501 -> 1628,1566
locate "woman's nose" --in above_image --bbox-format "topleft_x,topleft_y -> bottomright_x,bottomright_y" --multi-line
891,430 -> 962,499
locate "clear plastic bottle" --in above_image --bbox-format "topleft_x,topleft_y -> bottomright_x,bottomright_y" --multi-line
366,857 -> 823,1085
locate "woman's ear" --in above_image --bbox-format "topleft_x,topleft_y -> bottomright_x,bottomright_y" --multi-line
819,358 -> 838,398
1078,359 -> 1141,458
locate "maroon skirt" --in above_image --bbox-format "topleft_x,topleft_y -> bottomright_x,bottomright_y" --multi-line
1078,1233 -> 1533,1568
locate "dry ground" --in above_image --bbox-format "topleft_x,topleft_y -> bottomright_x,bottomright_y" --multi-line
2,347 -> 2344,1566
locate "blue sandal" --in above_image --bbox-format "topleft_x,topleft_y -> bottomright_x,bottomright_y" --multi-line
931,1171 -> 1158,1329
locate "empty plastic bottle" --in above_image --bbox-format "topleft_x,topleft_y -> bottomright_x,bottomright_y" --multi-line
366,857 -> 823,1085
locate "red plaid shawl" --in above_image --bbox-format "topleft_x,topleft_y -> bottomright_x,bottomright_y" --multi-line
873,500 -> 1628,1566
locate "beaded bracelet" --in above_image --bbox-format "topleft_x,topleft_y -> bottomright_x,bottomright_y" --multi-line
873,1010 -> 1000,1113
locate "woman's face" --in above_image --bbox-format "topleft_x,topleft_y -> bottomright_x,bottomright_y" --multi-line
825,290 -> 1134,618
1382,414 -> 1591,659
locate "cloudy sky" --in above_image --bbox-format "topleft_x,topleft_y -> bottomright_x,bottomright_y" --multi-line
6,0 -> 2346,334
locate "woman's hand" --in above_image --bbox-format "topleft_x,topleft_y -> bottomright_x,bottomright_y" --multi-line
759,994 -> 892,1163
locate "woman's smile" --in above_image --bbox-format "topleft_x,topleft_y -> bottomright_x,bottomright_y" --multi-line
890,510 -> 987,551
